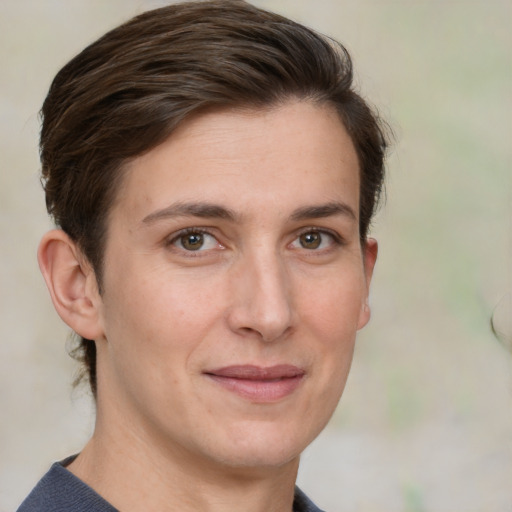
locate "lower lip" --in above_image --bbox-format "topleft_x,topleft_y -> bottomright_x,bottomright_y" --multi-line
207,374 -> 304,402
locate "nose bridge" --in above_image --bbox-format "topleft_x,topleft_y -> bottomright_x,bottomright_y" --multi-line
228,242 -> 293,342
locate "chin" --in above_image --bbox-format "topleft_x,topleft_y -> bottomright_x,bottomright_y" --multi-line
211,445 -> 300,472
200,417 -> 325,471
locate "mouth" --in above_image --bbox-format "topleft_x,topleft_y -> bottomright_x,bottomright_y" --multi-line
203,365 -> 305,402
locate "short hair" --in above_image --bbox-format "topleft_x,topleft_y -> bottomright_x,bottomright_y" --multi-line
40,0 -> 388,396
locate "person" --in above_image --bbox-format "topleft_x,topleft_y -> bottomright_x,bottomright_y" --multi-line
17,1 -> 388,511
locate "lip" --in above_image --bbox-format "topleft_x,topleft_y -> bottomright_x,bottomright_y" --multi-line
204,365 -> 305,402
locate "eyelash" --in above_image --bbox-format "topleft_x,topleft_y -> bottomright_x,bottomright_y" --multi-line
292,227 -> 346,249
165,226 -> 346,254
166,227 -> 218,250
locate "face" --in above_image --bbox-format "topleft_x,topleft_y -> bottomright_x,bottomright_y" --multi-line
94,100 -> 376,472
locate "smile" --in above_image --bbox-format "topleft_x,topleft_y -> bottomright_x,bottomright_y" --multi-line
204,365 -> 305,402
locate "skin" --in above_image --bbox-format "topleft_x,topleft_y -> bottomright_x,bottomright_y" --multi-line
39,100 -> 377,512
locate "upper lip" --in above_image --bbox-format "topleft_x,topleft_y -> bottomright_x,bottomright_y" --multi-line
204,365 -> 305,380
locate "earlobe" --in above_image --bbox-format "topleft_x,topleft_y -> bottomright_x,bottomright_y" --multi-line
357,238 -> 378,330
38,229 -> 104,340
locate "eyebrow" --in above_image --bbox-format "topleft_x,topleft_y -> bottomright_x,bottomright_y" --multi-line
142,200 -> 356,225
290,202 -> 357,222
142,201 -> 238,224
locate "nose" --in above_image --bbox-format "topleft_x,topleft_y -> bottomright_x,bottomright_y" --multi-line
226,249 -> 294,343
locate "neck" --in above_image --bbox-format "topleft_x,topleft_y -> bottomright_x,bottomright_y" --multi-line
68,413 -> 299,512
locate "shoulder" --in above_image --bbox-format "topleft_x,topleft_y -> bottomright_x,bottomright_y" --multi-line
16,458 -> 117,512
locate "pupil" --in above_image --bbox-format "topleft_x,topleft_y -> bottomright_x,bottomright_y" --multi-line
182,233 -> 203,250
300,232 -> 320,249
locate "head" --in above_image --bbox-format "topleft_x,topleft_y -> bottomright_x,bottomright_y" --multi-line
39,0 -> 386,424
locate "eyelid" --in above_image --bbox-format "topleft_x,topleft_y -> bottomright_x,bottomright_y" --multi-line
164,225 -> 346,253
287,227 -> 347,254
294,226 -> 346,245
166,227 -> 224,253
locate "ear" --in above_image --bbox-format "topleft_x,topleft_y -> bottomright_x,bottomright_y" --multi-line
38,229 -> 104,340
357,237 -> 378,330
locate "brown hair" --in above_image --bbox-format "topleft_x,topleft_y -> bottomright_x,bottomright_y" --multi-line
40,0 -> 388,396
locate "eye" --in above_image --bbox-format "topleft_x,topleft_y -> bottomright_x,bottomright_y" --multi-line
299,231 -> 322,249
290,229 -> 339,251
171,230 -> 220,252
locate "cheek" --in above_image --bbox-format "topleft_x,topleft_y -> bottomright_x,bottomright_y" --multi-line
105,259 -> 223,331
297,270 -> 365,338
101,271 -> 232,395
296,270 -> 364,401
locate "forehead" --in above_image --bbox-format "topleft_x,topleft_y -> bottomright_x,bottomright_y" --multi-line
113,100 -> 360,224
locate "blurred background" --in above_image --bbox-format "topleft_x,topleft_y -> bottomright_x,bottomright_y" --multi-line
0,1 -> 510,511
